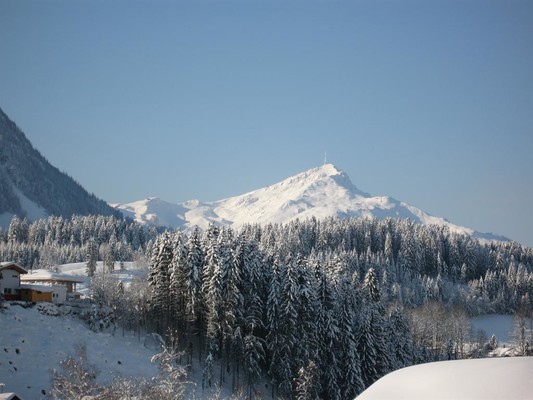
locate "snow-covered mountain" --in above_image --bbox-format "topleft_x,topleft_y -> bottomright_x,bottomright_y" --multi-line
113,163 -> 509,242
0,107 -> 121,228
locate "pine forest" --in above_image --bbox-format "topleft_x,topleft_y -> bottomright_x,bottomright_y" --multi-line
2,215 -> 533,399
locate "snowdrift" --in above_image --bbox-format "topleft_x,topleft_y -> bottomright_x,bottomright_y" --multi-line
356,357 -> 533,400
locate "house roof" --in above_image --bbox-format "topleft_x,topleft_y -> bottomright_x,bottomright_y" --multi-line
0,262 -> 28,275
0,393 -> 24,400
20,269 -> 84,284
20,284 -> 56,292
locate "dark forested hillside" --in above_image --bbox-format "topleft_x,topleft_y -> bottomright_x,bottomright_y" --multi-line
0,107 -> 121,222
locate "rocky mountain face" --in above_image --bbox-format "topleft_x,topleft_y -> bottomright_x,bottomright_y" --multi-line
0,107 -> 121,227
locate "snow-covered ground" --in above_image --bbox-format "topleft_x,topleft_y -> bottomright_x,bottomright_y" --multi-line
0,262 -> 154,398
0,302 -> 159,399
355,357 -> 533,400
1,262 -> 268,399
53,261 -> 148,298
2,262 -> 527,399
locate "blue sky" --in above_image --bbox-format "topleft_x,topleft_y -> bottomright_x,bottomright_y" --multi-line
1,0 -> 532,246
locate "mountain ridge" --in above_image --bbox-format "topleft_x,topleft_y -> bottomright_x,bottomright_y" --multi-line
0,107 -> 121,227
113,163 -> 510,243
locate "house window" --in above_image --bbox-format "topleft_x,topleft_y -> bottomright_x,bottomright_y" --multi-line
0,272 -> 3,279
4,288 -> 12,294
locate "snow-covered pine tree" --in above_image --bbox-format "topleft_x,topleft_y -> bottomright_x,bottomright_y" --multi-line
202,352 -> 214,391
293,253 -> 319,374
266,256 -> 283,398
86,237 -> 98,277
148,232 -> 173,333
295,360 -> 320,400
337,278 -> 364,398
240,237 -> 266,331
316,264 -> 341,400
362,267 -> 380,302
224,234 -> 246,388
169,230 -> 187,332
387,307 -> 415,369
243,326 -> 265,400
185,226 -> 205,361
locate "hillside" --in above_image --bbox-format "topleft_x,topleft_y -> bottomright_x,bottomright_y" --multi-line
0,107 -> 121,228
114,163 -> 509,243
0,301 -> 158,399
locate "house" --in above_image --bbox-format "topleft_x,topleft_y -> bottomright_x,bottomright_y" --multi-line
19,284 -> 56,303
20,269 -> 84,302
0,262 -> 28,300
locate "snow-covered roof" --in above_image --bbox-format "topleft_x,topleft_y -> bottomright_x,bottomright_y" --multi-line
0,393 -> 23,400
356,357 -> 533,400
20,269 -> 83,283
20,284 -> 56,292
0,262 -> 28,275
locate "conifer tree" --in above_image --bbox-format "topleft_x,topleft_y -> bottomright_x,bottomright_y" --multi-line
185,227 -> 205,361
86,237 -> 98,277
148,232 -> 173,333
243,326 -> 265,400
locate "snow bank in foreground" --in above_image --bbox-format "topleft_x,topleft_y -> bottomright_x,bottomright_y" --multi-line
356,357 -> 533,400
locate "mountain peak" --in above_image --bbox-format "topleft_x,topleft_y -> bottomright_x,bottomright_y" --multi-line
313,162 -> 343,175
289,163 -> 369,198
113,164 -> 510,244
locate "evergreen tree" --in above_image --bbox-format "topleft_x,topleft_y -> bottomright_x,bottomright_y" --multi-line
148,232 -> 173,333
295,360 -> 320,400
316,266 -> 341,400
185,227 -> 205,361
243,327 -> 266,400
362,267 -> 380,301
85,237 -> 98,277
388,307 -> 415,369
169,231 -> 187,332
337,280 -> 364,398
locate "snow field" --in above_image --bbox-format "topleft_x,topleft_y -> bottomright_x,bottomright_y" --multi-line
356,357 -> 533,400
0,303 -> 158,399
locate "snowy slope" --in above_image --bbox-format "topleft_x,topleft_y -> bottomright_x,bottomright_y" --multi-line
114,164 -> 509,243
355,357 -> 533,400
0,303 -> 159,400
0,262 -> 266,400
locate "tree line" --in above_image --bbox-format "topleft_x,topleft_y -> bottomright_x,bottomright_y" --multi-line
3,214 -> 533,398
0,214 -> 157,269
144,218 -> 533,399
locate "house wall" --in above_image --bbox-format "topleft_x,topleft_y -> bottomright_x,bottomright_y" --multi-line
51,286 -> 67,303
19,289 -> 52,303
0,269 -> 21,299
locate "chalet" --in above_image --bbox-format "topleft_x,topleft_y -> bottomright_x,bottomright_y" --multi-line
0,262 -> 28,300
19,284 -> 64,303
20,269 -> 84,302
